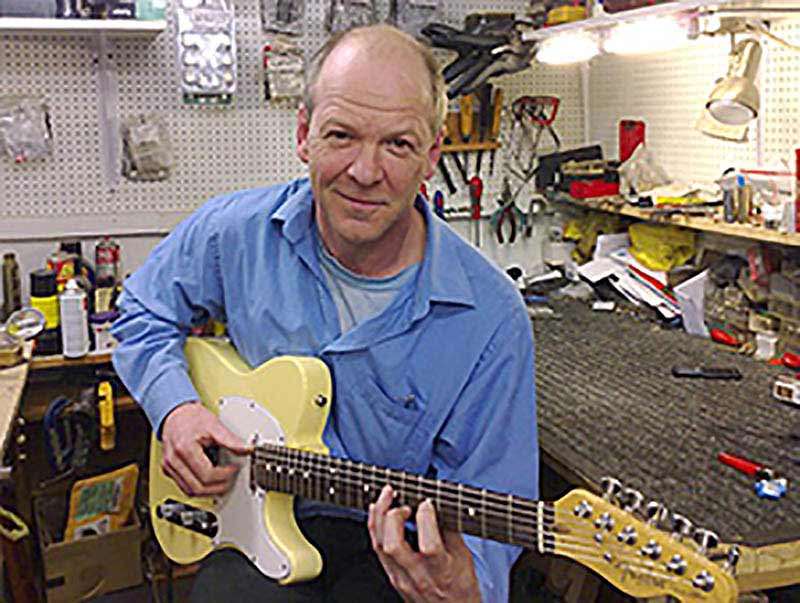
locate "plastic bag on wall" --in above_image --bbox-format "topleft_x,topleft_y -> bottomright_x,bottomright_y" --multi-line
0,95 -> 54,164
261,0 -> 305,36
389,0 -> 441,37
325,0 -> 376,33
121,114 -> 174,182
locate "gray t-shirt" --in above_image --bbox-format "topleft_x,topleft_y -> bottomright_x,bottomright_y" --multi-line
317,241 -> 419,333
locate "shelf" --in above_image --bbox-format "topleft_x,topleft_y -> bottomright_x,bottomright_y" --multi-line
522,0 -> 744,41
29,351 -> 112,371
556,194 -> 800,246
0,17 -> 166,36
441,141 -> 500,154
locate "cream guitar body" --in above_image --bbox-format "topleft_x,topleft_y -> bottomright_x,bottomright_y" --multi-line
149,337 -> 740,602
149,337 -> 332,584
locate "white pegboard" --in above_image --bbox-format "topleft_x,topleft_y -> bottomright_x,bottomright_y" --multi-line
0,0 -> 585,244
762,19 -> 800,162
586,35 -> 760,182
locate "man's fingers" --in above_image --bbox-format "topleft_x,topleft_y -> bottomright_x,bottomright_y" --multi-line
209,423 -> 252,456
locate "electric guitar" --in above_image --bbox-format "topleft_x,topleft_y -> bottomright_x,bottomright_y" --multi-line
149,338 -> 739,602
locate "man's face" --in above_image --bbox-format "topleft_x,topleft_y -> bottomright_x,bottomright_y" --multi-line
296,37 -> 441,254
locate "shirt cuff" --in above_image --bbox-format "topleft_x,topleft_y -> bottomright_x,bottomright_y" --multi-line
142,366 -> 200,439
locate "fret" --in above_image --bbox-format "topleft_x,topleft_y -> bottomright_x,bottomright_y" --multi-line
417,474 -> 423,510
507,494 -> 513,545
436,479 -> 442,518
480,489 -> 487,539
457,484 -> 463,533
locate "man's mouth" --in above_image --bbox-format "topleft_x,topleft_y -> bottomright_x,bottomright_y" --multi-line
338,192 -> 383,207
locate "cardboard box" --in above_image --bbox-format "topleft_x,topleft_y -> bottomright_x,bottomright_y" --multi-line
35,494 -> 142,602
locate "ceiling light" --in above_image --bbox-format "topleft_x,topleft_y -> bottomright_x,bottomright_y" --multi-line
603,17 -> 691,55
706,38 -> 762,125
536,31 -> 600,65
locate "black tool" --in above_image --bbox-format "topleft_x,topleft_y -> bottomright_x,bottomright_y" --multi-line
671,366 -> 743,380
437,158 -> 457,195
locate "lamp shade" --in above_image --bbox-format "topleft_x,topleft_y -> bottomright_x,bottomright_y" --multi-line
706,38 -> 762,126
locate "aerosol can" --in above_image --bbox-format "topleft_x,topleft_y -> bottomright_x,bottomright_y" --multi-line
59,279 -> 89,358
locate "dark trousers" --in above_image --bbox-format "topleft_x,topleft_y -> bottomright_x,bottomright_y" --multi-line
189,516 -> 406,602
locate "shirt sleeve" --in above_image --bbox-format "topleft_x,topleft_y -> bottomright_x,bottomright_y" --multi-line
111,200 -> 226,435
433,304 -> 538,602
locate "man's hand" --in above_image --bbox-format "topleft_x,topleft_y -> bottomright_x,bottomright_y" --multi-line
160,402 -> 252,497
368,485 -> 481,602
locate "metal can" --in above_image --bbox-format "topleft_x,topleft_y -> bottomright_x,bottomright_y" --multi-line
59,279 -> 90,358
95,236 -> 121,285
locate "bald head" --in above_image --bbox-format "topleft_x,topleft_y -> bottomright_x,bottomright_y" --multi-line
303,25 -> 446,136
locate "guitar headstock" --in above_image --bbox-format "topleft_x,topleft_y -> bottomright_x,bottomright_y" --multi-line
551,483 -> 738,603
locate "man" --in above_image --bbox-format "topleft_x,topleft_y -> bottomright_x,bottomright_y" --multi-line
112,24 -> 537,602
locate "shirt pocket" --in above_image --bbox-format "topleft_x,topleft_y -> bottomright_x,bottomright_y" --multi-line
334,368 -> 429,468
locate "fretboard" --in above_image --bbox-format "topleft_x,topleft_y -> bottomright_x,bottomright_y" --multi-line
252,444 -> 554,550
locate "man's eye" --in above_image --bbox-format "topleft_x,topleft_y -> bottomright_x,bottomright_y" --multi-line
389,138 -> 413,150
327,130 -> 351,140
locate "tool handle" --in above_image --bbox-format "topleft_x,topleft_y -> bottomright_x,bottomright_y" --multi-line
718,452 -> 761,477
469,176 -> 482,219
460,94 -> 474,142
671,366 -> 743,380
445,111 -> 461,144
490,88 -> 504,141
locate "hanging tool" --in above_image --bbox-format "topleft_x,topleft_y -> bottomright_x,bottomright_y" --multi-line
444,112 -> 468,184
469,176 -> 482,247
491,177 -> 523,244
475,83 -> 493,177
421,20 -> 536,98
460,94 -> 474,175
437,159 -> 457,195
718,451 -> 787,500
432,190 -> 446,220
489,87 -> 504,176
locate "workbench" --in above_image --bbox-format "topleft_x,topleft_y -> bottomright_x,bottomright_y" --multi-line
533,301 -> 800,594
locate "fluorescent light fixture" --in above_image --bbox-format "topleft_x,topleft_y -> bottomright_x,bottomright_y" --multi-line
603,17 -> 690,55
536,31 -> 600,65
706,38 -> 762,125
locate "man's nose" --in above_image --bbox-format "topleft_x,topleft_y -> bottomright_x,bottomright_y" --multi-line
347,143 -> 382,186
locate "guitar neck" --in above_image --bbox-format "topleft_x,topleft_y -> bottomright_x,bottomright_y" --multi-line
253,445 -> 554,550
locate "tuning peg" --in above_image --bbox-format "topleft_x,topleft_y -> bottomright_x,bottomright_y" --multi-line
724,545 -> 741,575
620,488 -> 644,514
600,477 -> 622,502
692,528 -> 720,555
645,501 -> 669,527
670,513 -> 693,540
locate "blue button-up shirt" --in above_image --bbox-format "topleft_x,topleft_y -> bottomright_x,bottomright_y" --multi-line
112,178 -> 538,602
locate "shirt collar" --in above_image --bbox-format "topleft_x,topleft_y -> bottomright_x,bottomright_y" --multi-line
271,178 -> 475,310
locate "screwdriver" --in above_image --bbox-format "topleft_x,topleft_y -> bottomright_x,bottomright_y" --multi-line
460,94 -> 474,176
469,175 -> 482,247
445,111 -> 468,184
489,88 -> 504,176
475,83 -> 492,177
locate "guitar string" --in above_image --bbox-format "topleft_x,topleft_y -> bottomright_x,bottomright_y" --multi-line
253,448 -> 679,535
253,448 -> 688,537
252,449 -> 712,564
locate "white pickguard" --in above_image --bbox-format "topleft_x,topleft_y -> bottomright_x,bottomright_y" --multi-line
213,396 -> 291,580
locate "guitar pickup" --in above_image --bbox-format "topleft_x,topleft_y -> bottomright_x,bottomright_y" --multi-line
156,498 -> 219,538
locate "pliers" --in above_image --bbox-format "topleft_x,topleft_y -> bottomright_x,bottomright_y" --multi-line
490,178 -> 523,244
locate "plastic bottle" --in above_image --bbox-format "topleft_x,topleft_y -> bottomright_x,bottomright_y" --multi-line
59,279 -> 89,358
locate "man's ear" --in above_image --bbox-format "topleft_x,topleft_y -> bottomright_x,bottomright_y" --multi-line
423,130 -> 443,180
296,104 -> 311,164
